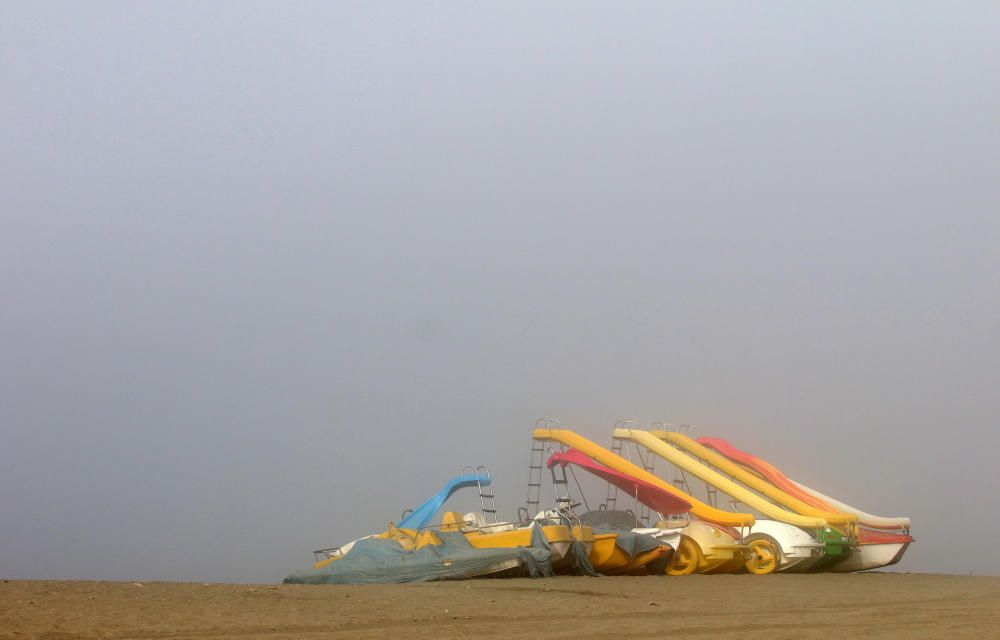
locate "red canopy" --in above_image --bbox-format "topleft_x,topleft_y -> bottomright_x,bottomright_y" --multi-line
547,448 -> 691,515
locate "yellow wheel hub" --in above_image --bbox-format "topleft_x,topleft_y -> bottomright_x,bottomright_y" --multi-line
666,537 -> 701,576
745,539 -> 778,575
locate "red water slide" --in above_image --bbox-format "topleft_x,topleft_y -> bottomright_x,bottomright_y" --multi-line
546,448 -> 691,515
697,436 -> 911,545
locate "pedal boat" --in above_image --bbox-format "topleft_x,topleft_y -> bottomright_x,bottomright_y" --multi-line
546,449 -> 752,575
585,531 -> 673,575
697,436 -> 913,573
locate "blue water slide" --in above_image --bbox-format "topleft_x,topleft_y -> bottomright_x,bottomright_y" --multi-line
397,473 -> 490,530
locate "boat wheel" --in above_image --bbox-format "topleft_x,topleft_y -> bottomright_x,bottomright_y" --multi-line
744,536 -> 779,575
666,536 -> 701,576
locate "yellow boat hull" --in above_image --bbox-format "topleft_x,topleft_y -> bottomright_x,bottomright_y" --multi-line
589,533 -> 630,572
442,512 -> 589,568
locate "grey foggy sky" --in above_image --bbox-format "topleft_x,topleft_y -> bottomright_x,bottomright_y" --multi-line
2,2 -> 998,582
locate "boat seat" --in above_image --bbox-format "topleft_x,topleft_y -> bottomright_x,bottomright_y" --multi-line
463,512 -> 490,529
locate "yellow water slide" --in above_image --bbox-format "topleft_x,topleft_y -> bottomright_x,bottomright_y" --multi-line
612,429 -> 829,530
652,430 -> 858,534
532,428 -> 754,528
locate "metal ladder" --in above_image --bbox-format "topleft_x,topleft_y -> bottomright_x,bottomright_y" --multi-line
525,418 -> 559,519
524,440 -> 545,519
678,423 -> 716,507
632,424 -> 667,524
604,437 -> 624,510
549,451 -> 570,501
667,437 -> 694,497
606,419 -> 641,511
655,423 -> 688,499
464,464 -> 498,524
652,421 -> 697,519
547,438 -> 591,514
625,436 -> 658,525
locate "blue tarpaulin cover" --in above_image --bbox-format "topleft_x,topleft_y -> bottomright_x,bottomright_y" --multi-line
284,526 -> 556,585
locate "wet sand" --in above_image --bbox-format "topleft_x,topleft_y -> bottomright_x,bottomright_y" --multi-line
2,574 -> 998,639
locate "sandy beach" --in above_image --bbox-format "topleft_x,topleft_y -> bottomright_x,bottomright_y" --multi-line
2,573 -> 998,639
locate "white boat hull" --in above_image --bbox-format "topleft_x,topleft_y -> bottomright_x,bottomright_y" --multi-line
743,520 -> 827,573
827,541 -> 910,573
